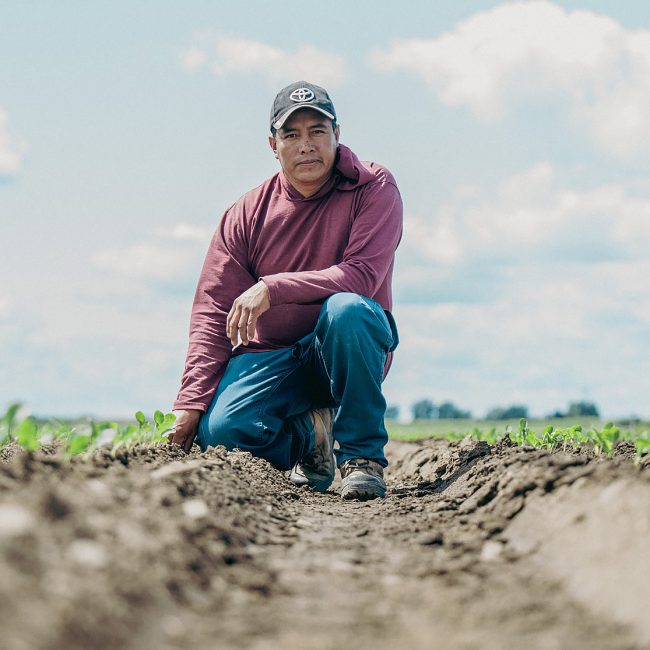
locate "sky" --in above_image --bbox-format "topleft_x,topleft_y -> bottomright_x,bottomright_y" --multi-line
1,0 -> 649,420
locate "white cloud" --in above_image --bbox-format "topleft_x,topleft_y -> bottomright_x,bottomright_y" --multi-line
0,109 -> 26,176
180,47 -> 207,71
92,242 -> 195,280
385,257 -> 650,420
400,162 -> 650,272
370,1 -> 650,160
383,164 -> 650,419
155,223 -> 212,242
91,223 -> 212,280
181,34 -> 346,87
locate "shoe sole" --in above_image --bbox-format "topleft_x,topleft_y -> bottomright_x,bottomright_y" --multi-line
341,475 -> 386,500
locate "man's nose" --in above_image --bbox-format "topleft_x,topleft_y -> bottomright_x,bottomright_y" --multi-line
298,137 -> 315,152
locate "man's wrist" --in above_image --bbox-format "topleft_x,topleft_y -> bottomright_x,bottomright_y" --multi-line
258,276 -> 276,306
173,408 -> 203,421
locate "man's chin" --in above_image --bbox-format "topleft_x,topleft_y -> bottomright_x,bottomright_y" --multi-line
294,171 -> 325,184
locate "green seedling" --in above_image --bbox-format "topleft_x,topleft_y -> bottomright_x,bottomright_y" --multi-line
1,402 -> 22,440
385,417 -> 649,460
65,433 -> 93,456
16,417 -> 40,452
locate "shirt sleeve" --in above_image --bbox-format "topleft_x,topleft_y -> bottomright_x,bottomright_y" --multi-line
260,180 -> 403,305
173,204 -> 255,412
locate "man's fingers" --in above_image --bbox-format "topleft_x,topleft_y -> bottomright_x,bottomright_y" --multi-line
167,426 -> 180,446
237,309 -> 251,345
247,314 -> 257,341
183,435 -> 195,453
228,304 -> 242,345
168,427 -> 192,453
226,304 -> 236,337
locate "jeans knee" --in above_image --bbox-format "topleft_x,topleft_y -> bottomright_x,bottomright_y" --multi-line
319,293 -> 393,351
198,408 -> 260,451
323,292 -> 367,325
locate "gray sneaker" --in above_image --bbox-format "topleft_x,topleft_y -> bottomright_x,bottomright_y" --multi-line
289,408 -> 335,493
339,458 -> 386,500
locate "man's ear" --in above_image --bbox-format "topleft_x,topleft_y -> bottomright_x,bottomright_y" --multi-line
334,124 -> 340,143
268,135 -> 279,159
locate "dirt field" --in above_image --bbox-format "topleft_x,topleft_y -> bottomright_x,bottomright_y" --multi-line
1,437 -> 649,650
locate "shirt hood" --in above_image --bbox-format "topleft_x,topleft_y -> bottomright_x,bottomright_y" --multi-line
334,144 -> 375,191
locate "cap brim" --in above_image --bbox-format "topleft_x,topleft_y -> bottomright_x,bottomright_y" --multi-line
273,105 -> 335,130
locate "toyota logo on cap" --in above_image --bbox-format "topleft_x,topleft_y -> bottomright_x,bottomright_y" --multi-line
290,88 -> 315,102
271,82 -> 337,130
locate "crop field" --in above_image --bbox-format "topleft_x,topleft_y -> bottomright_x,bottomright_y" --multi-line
1,405 -> 650,649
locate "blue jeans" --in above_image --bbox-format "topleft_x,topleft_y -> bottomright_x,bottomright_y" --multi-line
196,293 -> 399,471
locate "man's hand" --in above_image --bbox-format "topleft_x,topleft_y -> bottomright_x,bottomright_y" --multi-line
226,280 -> 271,347
168,409 -> 202,453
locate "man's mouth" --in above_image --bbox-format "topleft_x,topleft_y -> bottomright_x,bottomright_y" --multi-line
297,159 -> 320,166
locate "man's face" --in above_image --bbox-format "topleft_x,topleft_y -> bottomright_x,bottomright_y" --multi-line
269,109 -> 340,197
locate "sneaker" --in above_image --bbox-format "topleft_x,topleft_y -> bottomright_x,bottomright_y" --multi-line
289,408 -> 335,493
339,458 -> 386,500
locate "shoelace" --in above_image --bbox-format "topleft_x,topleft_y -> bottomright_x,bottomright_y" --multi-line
345,459 -> 372,470
341,459 -> 382,477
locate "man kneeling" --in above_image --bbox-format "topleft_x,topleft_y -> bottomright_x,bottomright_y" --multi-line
168,81 -> 402,500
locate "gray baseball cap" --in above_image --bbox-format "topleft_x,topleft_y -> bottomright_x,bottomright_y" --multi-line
270,81 -> 337,131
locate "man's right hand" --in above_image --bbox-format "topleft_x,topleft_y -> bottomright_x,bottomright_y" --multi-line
168,409 -> 202,453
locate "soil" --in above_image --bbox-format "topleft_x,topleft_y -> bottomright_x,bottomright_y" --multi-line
1,436 -> 649,650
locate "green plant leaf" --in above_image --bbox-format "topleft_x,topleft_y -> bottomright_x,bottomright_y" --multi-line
67,434 -> 92,456
2,402 -> 22,434
16,417 -> 40,452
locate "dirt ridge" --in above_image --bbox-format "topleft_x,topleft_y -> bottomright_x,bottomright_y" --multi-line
1,438 -> 648,649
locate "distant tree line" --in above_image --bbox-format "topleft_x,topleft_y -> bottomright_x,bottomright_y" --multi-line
406,399 -> 471,420
546,401 -> 600,418
384,400 -> 600,421
485,405 -> 528,420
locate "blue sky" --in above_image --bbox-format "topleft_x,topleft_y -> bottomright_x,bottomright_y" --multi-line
1,0 -> 649,419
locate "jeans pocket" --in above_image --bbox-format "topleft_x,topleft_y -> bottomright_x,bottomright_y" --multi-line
384,310 -> 399,352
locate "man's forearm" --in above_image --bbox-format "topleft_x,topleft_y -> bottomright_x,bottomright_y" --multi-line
261,260 -> 383,306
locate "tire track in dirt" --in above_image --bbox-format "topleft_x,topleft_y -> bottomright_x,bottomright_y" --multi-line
1,438 -> 648,649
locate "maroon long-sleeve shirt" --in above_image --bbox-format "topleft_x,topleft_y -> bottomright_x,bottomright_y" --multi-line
173,144 -> 403,412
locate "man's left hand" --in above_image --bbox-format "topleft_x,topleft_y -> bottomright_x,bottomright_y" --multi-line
226,281 -> 271,346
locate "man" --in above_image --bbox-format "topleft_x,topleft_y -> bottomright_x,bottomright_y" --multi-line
168,81 -> 402,500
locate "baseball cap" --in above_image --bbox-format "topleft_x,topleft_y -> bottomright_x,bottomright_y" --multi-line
270,81 -> 337,131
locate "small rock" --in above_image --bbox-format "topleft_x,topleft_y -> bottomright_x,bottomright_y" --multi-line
67,539 -> 108,568
84,479 -> 111,498
0,504 -> 34,538
417,531 -> 444,546
295,517 -> 314,528
182,499 -> 209,519
480,540 -> 503,562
